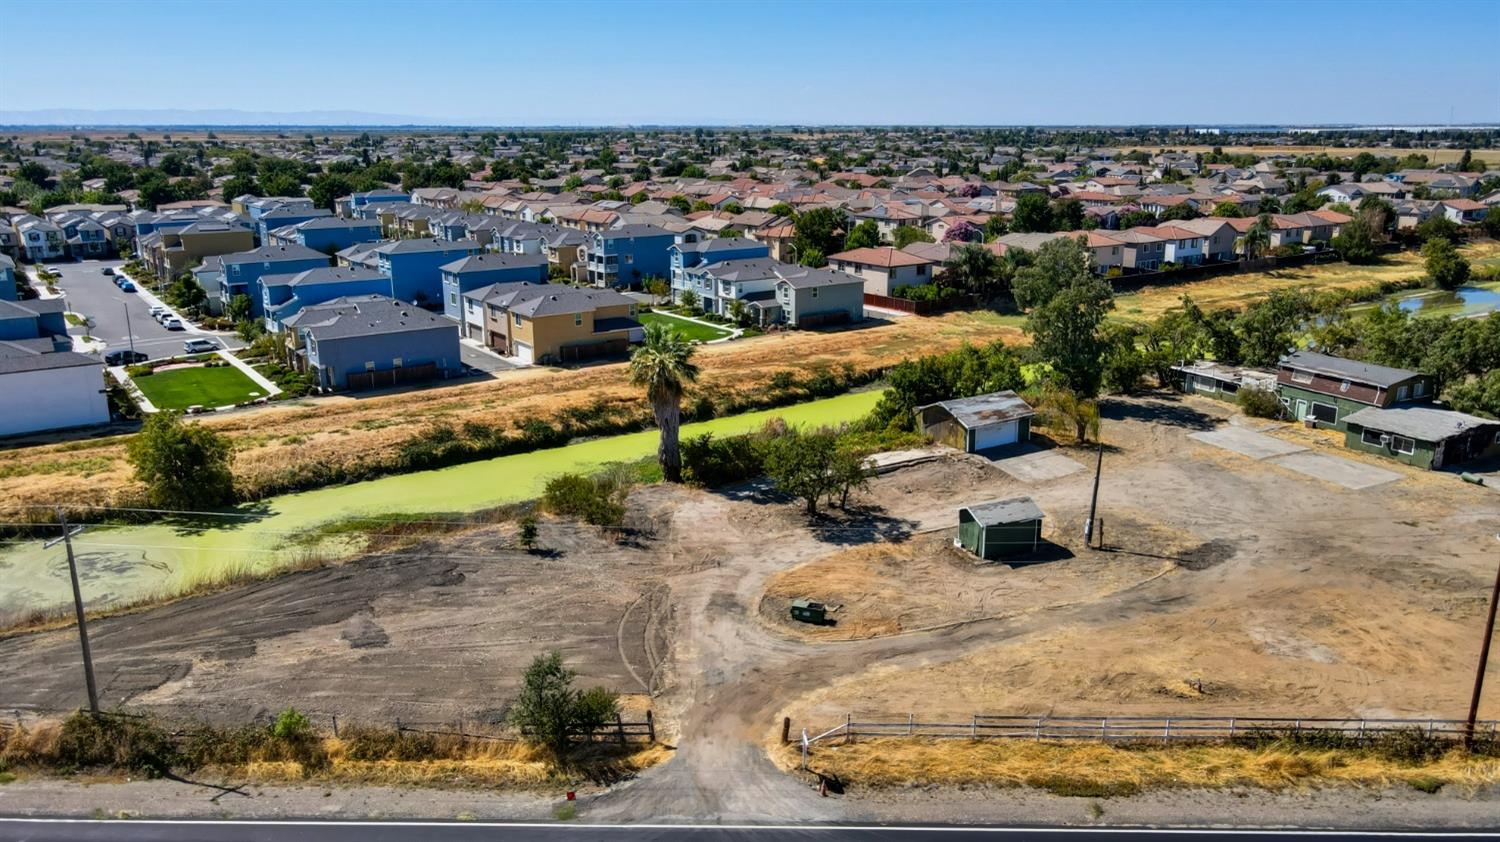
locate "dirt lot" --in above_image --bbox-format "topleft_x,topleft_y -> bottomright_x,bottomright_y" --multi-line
4,392 -> 1499,822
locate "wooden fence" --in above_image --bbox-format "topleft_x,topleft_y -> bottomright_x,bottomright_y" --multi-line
863,292 -> 975,315
3,707 -> 657,746
796,713 -> 1498,767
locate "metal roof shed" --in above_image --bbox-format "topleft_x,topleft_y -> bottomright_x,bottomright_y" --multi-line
957,496 -> 1044,561
916,390 -> 1035,452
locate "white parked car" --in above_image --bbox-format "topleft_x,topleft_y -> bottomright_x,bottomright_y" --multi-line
162,317 -> 185,331
148,306 -> 169,320
183,338 -> 218,354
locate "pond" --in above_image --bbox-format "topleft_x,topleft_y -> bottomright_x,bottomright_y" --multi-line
0,390 -> 883,617
1347,281 -> 1500,320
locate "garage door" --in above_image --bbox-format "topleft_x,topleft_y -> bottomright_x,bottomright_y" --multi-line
973,421 -> 1018,450
512,341 -> 533,364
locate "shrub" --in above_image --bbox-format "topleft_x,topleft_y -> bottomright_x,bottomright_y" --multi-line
54,712 -> 177,777
509,651 -> 619,758
541,472 -> 627,526
517,514 -> 539,550
1237,386 -> 1284,419
681,432 -> 765,487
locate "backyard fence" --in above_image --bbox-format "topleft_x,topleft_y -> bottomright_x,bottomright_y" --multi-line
794,713 -> 1499,768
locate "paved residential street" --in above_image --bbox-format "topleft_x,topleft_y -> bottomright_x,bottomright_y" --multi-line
1,820 -> 1494,842
41,258 -> 242,362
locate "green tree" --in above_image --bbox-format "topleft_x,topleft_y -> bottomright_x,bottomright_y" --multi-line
126,412 -> 236,509
892,225 -> 934,249
761,427 -> 842,515
941,243 -> 1003,299
1211,201 -> 1242,217
1422,237 -> 1470,290
1010,192 -> 1053,233
509,652 -> 619,758
1447,370 -> 1500,419
1026,271 -> 1114,398
1331,213 -> 1381,264
794,207 -> 845,259
1415,215 -> 1461,244
307,172 -> 353,210
668,195 -> 692,213
224,293 -> 253,323
1011,235 -> 1090,311
1234,289 -> 1312,368
1237,214 -> 1273,261
844,219 -> 882,250
629,323 -> 700,482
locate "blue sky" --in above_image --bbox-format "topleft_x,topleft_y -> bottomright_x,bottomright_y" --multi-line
2,0 -> 1496,125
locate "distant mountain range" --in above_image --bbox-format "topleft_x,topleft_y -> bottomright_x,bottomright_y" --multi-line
0,108 -> 444,126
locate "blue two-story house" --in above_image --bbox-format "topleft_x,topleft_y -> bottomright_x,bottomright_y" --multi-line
583,224 -> 675,289
669,236 -> 769,297
372,238 -> 484,305
347,189 -> 411,218
0,254 -> 16,301
261,266 -> 393,332
218,243 -> 331,317
279,217 -> 383,255
438,253 -> 549,321
285,294 -> 462,392
257,207 -> 333,244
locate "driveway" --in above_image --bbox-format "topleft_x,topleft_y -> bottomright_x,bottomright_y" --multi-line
49,258 -> 242,361
459,339 -> 522,374
1189,424 -> 1401,490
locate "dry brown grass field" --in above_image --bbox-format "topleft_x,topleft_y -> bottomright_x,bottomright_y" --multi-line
1114,144 -> 1500,167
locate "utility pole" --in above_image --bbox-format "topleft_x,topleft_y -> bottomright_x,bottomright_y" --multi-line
1464,534 -> 1500,748
122,301 -> 135,355
44,509 -> 99,714
1083,436 -> 1104,548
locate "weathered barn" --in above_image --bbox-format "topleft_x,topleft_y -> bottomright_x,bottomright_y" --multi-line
916,390 -> 1034,452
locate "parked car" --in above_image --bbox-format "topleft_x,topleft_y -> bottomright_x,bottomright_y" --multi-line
148,306 -> 169,319
118,281 -> 135,292
101,267 -> 114,276
103,349 -> 149,366
162,317 -> 184,331
183,338 -> 218,354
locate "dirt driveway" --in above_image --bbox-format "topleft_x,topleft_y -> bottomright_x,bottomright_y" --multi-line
4,392 -> 1499,823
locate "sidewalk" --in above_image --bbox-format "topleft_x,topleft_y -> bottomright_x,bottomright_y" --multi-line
115,266 -> 236,338
215,349 -> 282,398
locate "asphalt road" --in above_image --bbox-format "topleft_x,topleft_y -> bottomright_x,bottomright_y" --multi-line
2,821 -> 1494,842
46,258 -> 242,361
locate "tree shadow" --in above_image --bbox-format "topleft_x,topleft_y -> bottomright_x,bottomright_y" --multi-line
1099,393 -> 1219,431
159,770 -> 251,802
806,502 -> 916,546
166,501 -> 274,536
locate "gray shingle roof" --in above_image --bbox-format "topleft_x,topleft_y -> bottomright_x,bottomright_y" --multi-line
963,496 -> 1044,526
509,287 -> 634,318
440,252 -> 548,274
1341,405 -> 1499,441
220,243 -> 328,265
0,340 -> 102,374
1281,351 -> 1419,388
284,295 -> 454,340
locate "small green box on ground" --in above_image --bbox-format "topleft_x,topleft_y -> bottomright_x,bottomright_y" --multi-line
789,598 -> 827,624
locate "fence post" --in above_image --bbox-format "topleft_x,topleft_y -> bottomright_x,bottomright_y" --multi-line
971,715 -> 977,740
332,714 -> 339,738
782,717 -> 791,745
1034,718 -> 1042,741
395,716 -> 403,734
1100,718 -> 1107,742
646,710 -> 655,742
1357,720 -> 1365,741
616,713 -> 627,745
1229,717 -> 1236,738
908,713 -> 914,737
1164,718 -> 1172,740
846,713 -> 853,744
800,729 -> 809,771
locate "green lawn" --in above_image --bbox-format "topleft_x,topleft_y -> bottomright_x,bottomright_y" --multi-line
133,364 -> 266,410
639,311 -> 733,341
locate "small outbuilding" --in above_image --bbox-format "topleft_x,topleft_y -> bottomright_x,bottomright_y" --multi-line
1341,405 -> 1500,470
957,496 -> 1044,561
1171,360 -> 1276,402
789,598 -> 827,624
916,390 -> 1034,452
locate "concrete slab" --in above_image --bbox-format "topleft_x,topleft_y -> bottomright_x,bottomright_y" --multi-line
1267,451 -> 1402,490
993,449 -> 1086,483
1189,426 -> 1306,460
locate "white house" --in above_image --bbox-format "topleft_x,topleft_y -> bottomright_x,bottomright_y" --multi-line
0,343 -> 109,437
1138,225 -> 1204,265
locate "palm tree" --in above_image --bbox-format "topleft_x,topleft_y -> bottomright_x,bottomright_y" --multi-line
1238,214 -> 1273,261
941,242 -> 1001,299
629,323 -> 699,482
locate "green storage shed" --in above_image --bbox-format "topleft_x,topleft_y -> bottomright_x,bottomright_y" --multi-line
957,497 -> 1044,561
